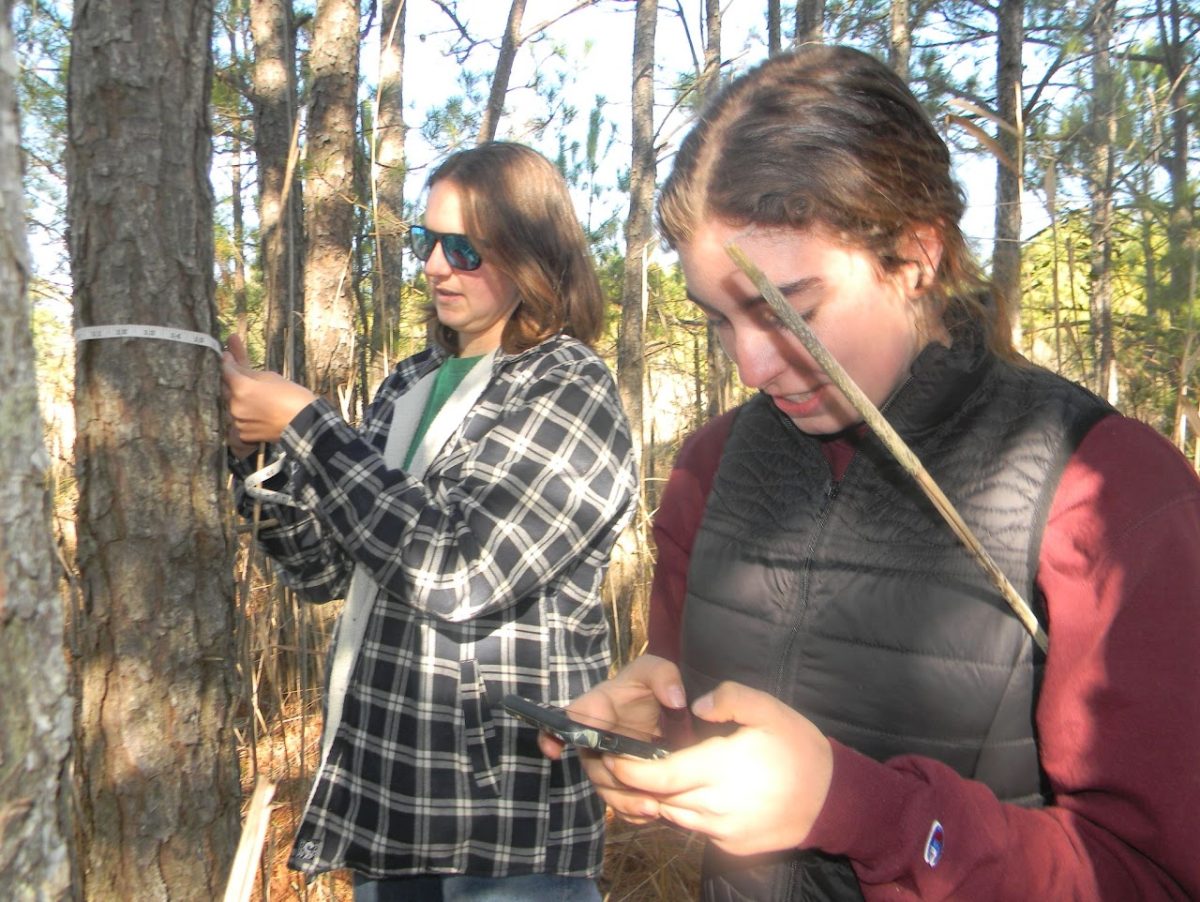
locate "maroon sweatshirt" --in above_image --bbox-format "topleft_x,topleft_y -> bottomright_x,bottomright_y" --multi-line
647,410 -> 1200,900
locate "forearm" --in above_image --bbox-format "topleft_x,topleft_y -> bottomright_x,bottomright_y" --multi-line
809,743 -> 1187,901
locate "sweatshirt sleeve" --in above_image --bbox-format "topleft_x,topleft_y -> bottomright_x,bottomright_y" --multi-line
802,415 -> 1200,900
647,409 -> 738,662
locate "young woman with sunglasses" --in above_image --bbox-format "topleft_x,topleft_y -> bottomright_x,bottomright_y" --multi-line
222,142 -> 636,901
543,46 -> 1200,900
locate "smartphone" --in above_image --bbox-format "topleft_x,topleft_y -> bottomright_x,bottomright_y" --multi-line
499,693 -> 671,760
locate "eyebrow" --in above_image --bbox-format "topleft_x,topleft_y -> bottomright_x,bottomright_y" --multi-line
687,275 -> 823,312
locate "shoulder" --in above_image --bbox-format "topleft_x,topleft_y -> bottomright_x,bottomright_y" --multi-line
497,334 -> 617,390
383,346 -> 443,389
661,406 -> 745,511
507,333 -> 604,369
1047,414 -> 1200,573
1061,414 -> 1200,519
676,406 -> 741,469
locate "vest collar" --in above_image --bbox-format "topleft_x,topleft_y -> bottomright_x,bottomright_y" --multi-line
883,319 -> 993,438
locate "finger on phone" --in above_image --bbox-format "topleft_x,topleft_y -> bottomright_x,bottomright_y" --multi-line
538,730 -> 566,761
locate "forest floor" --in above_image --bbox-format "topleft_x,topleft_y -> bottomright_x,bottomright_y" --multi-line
237,692 -> 702,901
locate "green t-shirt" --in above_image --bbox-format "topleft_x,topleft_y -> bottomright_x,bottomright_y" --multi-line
403,354 -> 484,469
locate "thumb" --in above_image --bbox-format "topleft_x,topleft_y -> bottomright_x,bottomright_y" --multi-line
227,332 -> 251,367
691,681 -> 783,728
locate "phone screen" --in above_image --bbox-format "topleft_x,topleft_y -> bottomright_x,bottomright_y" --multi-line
499,693 -> 671,759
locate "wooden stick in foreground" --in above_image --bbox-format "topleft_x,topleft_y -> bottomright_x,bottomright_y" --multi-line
726,243 -> 1048,652
223,776 -> 277,902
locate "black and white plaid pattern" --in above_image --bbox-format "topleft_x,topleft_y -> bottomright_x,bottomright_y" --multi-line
232,335 -> 637,879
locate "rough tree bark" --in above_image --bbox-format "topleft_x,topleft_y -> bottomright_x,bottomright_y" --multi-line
372,0 -> 406,379
0,1 -> 75,895
304,0 -> 359,403
992,0 -> 1024,344
618,0 -> 657,461
66,1 -> 241,898
250,0 -> 305,379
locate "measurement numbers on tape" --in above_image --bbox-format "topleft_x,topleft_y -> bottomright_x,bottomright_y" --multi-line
75,324 -> 223,355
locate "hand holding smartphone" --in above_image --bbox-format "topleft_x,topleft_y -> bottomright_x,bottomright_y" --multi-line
500,693 -> 671,760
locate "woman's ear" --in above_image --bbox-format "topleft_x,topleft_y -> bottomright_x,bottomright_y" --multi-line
899,225 -> 944,296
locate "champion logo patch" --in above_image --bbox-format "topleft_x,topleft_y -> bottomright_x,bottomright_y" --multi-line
923,820 -> 945,868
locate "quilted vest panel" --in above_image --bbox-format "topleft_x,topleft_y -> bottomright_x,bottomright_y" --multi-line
682,331 -> 1111,902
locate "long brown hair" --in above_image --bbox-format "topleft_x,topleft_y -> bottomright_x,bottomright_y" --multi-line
422,142 -> 605,354
658,45 -> 1013,358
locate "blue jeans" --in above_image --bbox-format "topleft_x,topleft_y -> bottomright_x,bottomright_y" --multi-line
352,872 -> 602,902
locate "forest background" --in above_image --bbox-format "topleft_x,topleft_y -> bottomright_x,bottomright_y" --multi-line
2,0 -> 1197,899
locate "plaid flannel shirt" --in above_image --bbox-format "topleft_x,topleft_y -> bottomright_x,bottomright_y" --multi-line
232,335 -> 637,880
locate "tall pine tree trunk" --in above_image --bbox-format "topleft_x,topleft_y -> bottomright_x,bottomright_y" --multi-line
795,0 -> 825,45
304,0 -> 359,403
700,0 -> 732,420
619,0 -> 656,462
889,0 -> 911,79
372,0 -> 406,381
0,2 -> 75,893
250,0 -> 305,379
1087,0 -> 1118,402
67,2 -> 240,897
992,0 -> 1023,344
1159,0 -> 1195,318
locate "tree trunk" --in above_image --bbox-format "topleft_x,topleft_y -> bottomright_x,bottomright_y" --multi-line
1159,0 -> 1194,319
619,0 -> 656,463
304,0 -> 359,403
250,0 -> 305,379
767,0 -> 781,54
700,0 -> 732,419
991,0 -> 1023,344
795,0 -> 825,45
372,0 -> 406,381
66,2 -> 241,898
0,3 -> 75,894
230,133 -> 250,340
889,0 -> 911,79
701,0 -> 721,95
477,0 -> 526,143
1087,0 -> 1118,402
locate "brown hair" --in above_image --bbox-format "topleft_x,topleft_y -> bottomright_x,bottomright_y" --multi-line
422,142 -> 605,354
658,45 -> 1013,357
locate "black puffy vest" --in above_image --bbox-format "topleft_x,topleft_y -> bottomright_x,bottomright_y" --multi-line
681,328 -> 1112,901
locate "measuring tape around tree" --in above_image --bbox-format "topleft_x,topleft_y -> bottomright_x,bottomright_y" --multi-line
75,322 -> 304,510
75,323 -> 223,355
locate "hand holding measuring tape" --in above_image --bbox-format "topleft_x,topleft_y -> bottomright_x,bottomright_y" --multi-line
220,334 -> 316,452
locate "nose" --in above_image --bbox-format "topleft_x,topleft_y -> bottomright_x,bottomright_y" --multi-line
423,238 -> 453,277
727,326 -> 790,391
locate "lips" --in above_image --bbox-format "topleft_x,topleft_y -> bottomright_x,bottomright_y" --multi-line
769,386 -> 825,418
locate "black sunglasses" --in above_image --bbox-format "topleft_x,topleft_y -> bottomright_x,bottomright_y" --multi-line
409,224 -> 483,272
